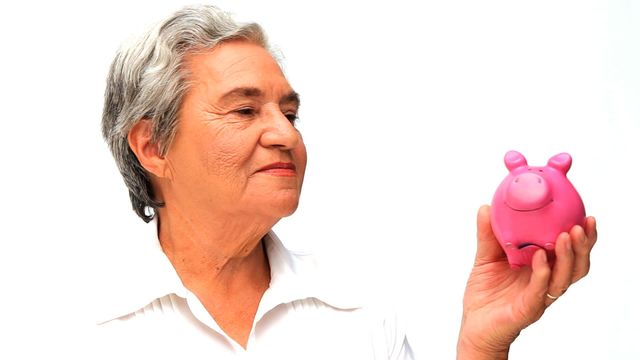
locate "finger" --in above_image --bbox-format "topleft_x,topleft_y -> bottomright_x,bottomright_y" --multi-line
546,233 -> 575,306
585,216 -> 598,250
522,249 -> 551,321
475,205 -> 506,265
570,218 -> 595,283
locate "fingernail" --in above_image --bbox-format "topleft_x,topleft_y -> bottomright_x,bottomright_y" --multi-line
540,250 -> 548,263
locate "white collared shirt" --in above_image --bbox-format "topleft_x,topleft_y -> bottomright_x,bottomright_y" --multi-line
95,220 -> 414,359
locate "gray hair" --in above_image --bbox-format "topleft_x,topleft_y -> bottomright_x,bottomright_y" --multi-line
102,5 -> 268,222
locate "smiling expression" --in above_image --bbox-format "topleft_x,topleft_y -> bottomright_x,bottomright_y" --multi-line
162,40 -> 307,220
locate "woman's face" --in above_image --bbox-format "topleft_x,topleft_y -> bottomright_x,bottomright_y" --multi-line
163,40 -> 307,221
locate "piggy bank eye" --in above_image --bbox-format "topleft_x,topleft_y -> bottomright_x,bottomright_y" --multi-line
538,169 -> 543,173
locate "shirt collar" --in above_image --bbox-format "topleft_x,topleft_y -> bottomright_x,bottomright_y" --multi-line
97,219 -> 362,324
96,218 -> 187,324
261,231 -> 363,312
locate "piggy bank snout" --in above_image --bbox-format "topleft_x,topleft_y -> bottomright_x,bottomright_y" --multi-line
505,173 -> 552,211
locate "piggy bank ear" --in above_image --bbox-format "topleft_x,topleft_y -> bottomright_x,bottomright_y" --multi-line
547,153 -> 572,174
504,151 -> 527,171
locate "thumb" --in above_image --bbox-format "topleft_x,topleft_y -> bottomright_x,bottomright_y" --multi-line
475,205 -> 507,265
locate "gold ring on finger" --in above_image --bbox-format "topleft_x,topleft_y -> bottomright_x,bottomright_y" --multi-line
546,293 -> 560,300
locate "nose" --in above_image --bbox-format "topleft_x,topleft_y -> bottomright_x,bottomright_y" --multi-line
259,108 -> 300,149
505,173 -> 552,211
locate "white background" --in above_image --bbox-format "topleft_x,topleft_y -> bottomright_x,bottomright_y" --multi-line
0,0 -> 638,358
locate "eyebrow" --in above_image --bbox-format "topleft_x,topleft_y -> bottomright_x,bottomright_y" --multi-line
280,91 -> 300,107
218,87 -> 300,107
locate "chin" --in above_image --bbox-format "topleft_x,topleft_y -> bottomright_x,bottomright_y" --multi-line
282,205 -> 299,217
275,199 -> 300,217
267,194 -> 301,218
250,189 -> 302,219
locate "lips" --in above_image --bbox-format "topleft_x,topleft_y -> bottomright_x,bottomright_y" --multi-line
256,162 -> 297,176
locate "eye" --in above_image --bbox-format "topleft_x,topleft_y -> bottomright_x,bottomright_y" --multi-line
285,113 -> 298,124
234,107 -> 256,117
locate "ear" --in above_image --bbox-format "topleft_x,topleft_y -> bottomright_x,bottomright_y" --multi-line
127,120 -> 171,179
547,152 -> 572,174
504,150 -> 527,171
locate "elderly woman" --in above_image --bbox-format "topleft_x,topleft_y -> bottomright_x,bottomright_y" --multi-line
99,5 -> 597,359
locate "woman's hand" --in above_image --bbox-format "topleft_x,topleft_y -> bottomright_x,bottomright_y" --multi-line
457,205 -> 597,360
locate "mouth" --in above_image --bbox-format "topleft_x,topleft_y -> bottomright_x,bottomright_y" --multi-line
505,198 -> 553,212
517,242 -> 543,250
257,162 -> 297,176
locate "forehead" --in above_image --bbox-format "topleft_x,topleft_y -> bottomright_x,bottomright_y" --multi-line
183,40 -> 291,96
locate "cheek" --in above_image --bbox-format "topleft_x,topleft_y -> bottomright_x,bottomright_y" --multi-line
203,137 -> 252,180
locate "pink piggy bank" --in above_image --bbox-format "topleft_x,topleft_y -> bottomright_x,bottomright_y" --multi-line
491,151 -> 586,268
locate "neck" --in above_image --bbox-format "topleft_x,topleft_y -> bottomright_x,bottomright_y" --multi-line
156,205 -> 274,348
156,206 -> 273,295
